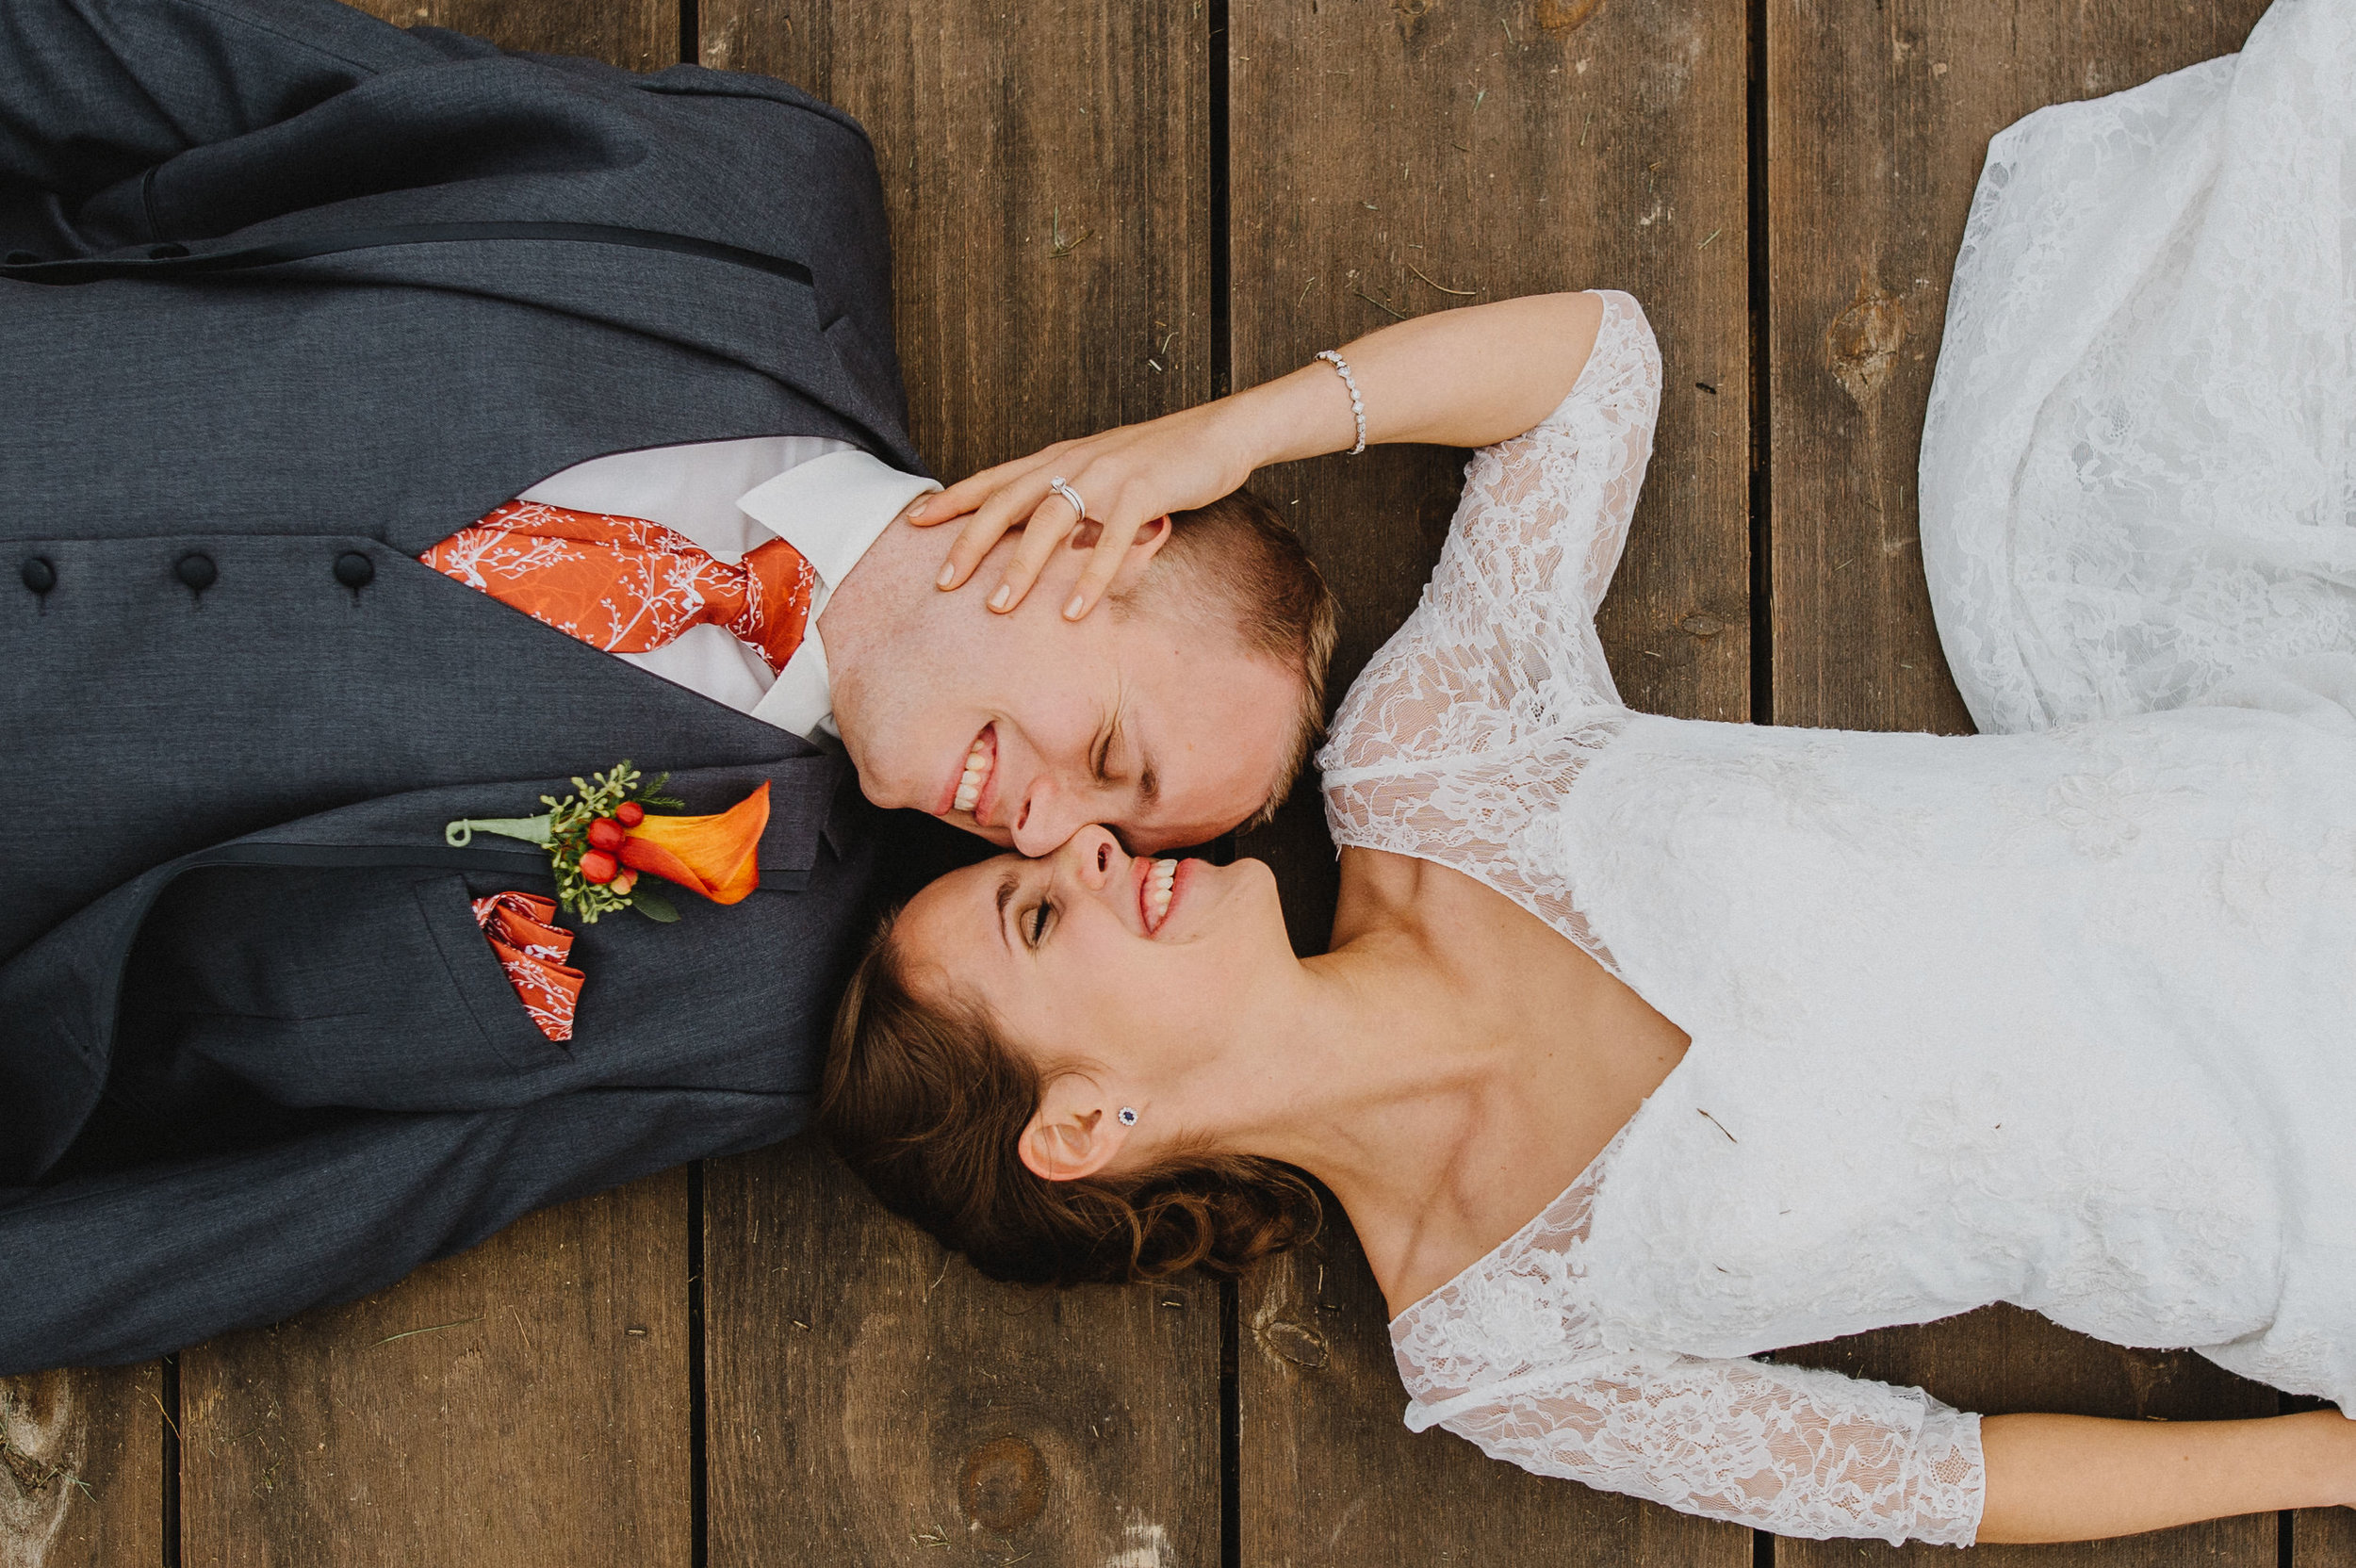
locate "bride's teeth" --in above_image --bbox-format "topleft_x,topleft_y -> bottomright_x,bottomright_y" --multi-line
953,738 -> 990,813
1146,859 -> 1177,927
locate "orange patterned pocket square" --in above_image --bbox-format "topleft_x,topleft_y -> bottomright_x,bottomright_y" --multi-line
471,891 -> 584,1042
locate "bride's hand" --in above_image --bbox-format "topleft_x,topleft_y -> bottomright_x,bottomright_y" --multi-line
909,401 -> 1256,621
910,291 -> 1607,619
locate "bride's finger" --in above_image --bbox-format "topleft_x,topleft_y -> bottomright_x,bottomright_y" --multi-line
984,483 -> 1092,612
938,470 -> 1058,592
914,454 -> 1037,529
914,439 -> 1083,528
1061,511 -> 1162,621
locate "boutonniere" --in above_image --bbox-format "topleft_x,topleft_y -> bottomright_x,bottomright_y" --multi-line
444,761 -> 770,923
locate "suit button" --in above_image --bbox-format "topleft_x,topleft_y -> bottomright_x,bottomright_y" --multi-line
174,552 -> 218,590
334,551 -> 375,588
20,557 -> 55,593
147,243 -> 189,259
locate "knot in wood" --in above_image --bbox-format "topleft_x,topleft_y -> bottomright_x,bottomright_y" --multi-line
0,1369 -> 79,1543
1678,612 -> 1726,638
1824,276 -> 1907,407
1390,0 -> 1436,43
957,1435 -> 1049,1534
1257,1317 -> 1332,1369
1535,0 -> 1607,32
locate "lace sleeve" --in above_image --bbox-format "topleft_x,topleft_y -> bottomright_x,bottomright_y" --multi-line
1390,1160 -> 1983,1545
1412,1352 -> 1985,1545
1316,291 -> 1661,965
1320,290 -> 1660,780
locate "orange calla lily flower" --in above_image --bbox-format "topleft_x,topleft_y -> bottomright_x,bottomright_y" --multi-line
617,782 -> 769,905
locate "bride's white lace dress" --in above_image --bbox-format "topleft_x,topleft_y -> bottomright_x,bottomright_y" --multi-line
1314,0 -> 2355,1544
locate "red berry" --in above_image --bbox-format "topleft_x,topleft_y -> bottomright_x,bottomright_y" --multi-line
615,801 -> 646,827
580,848 -> 619,884
586,817 -> 627,852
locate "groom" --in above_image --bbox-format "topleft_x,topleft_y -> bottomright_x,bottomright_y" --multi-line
0,0 -> 1333,1373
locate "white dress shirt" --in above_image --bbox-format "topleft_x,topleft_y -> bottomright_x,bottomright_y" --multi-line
517,438 -> 941,740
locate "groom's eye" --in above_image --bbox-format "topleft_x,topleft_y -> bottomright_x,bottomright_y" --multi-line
1025,901 -> 1054,947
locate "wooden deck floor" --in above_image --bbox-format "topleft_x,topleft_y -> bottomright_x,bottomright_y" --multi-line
5,1 -> 2340,1564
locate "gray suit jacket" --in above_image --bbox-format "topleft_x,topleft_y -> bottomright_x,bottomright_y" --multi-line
0,0 -> 928,1372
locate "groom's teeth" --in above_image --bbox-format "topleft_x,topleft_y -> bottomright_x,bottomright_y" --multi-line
953,737 -> 990,813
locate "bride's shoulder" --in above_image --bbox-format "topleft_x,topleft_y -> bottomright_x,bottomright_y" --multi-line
1526,289 -> 1661,433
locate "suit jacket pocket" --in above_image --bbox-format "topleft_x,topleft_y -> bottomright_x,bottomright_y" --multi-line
118,865 -> 569,1111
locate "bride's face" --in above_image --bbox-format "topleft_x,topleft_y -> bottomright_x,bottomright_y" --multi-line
892,825 -> 1293,1070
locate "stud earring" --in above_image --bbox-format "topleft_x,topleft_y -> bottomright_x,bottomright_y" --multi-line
1118,1107 -> 1138,1126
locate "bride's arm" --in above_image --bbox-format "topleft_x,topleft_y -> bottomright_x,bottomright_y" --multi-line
1977,1409 -> 2356,1542
1215,289 -> 1607,459
913,290 -> 1607,619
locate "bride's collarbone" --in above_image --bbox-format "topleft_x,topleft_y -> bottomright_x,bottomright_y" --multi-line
1326,851 -> 1685,1312
1333,847 -> 1629,1020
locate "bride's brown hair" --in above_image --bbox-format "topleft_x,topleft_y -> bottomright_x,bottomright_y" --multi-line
821,916 -> 1322,1286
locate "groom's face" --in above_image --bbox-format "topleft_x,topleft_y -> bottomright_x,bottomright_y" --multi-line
829,574 -> 1300,857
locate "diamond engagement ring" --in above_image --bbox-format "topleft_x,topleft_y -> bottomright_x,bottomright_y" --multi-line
1047,477 -> 1087,520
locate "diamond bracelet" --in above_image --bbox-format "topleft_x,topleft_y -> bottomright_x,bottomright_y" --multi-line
1314,349 -> 1367,455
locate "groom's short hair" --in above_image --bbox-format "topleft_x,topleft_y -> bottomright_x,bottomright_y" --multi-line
1112,489 -> 1338,832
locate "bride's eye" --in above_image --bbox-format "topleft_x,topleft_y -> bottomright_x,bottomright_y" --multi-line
1026,901 -> 1054,947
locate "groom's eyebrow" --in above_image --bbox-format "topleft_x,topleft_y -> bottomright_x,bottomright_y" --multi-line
1136,732 -> 1160,808
1104,704 -> 1161,808
994,874 -> 1017,955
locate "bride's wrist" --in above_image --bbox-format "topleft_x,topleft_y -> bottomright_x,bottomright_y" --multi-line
1230,362 -> 1362,470
1197,382 -> 1298,477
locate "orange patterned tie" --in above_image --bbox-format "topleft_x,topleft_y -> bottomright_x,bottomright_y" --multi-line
423,500 -> 819,673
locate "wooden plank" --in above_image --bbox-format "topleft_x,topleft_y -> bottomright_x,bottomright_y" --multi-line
2296,1503 -> 2356,1568
1229,0 -> 1752,1559
1771,3 -> 2283,1562
1777,1306 -> 2278,1566
695,4 -> 1223,1563
1,1364 -> 163,1568
180,8 -> 699,1557
180,1172 -> 690,1568
361,0 -> 678,73
700,0 -> 1216,482
705,1140 -> 1220,1567
1767,0 -> 2270,735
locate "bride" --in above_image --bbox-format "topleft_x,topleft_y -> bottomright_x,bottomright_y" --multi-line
825,0 -> 2354,1546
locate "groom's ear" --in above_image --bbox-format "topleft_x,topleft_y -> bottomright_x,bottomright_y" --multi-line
1091,515 -> 1173,596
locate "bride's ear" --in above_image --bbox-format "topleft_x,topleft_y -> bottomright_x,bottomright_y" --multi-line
1019,1079 -> 1131,1182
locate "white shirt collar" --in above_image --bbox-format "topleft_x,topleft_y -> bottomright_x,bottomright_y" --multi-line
739,449 -> 941,739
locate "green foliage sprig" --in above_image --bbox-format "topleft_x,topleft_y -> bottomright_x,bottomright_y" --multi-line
547,762 -> 683,922
445,760 -> 685,923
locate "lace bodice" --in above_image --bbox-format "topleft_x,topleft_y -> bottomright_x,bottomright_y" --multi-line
1317,294 -> 1987,1545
